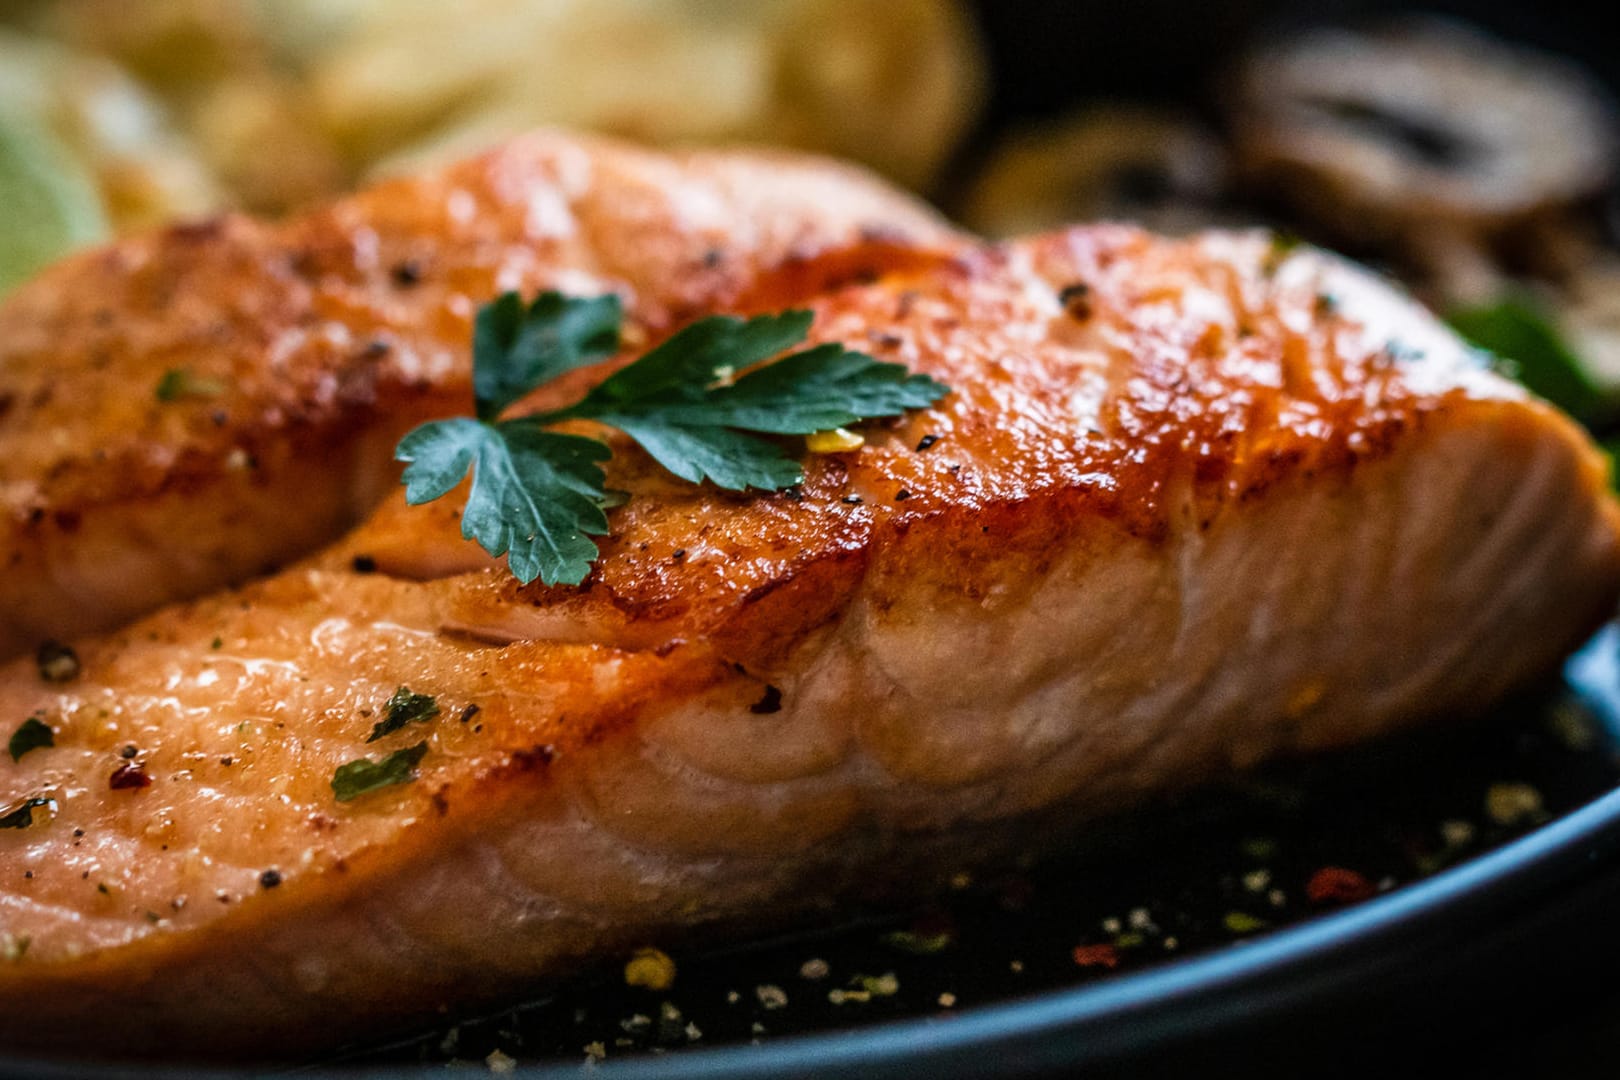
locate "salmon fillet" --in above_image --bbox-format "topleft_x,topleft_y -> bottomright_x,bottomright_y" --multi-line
0,130 -> 960,658
2,213 -> 1619,1056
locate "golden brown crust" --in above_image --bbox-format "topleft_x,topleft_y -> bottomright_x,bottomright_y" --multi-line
348,225 -> 1554,673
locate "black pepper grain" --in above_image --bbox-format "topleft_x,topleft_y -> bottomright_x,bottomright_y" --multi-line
36,641 -> 80,683
260,869 -> 282,889
915,435 -> 940,452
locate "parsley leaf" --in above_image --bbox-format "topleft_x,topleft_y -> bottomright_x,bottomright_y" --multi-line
366,687 -> 441,743
1448,297 -> 1609,419
550,317 -> 947,488
8,716 -> 53,762
473,291 -> 622,420
395,293 -> 950,586
331,741 -> 429,802
398,419 -> 611,587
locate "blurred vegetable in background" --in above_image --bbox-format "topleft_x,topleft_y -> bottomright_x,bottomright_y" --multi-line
0,103 -> 104,294
0,0 -> 984,294
0,26 -> 220,289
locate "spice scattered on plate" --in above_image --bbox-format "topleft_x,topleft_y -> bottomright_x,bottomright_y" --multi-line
624,947 -> 676,991
1305,866 -> 1375,905
1072,944 -> 1120,969
1485,781 -> 1545,826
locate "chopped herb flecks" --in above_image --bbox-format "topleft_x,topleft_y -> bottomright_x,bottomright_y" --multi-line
155,368 -> 228,402
8,716 -> 53,762
0,796 -> 55,830
367,687 -> 441,743
332,741 -> 428,802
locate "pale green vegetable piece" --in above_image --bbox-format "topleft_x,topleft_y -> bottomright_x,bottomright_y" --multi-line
0,106 -> 108,294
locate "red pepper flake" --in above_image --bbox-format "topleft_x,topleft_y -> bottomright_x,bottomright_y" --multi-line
1306,866 -> 1375,905
109,763 -> 151,790
1072,944 -> 1120,970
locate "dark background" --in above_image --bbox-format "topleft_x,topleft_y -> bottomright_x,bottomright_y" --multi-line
967,0 -> 1616,120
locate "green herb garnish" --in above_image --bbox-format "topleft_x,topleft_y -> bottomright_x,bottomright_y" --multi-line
331,741 -> 429,802
8,716 -> 53,762
1262,229 -> 1303,276
0,796 -> 55,830
367,687 -> 440,743
396,291 -> 950,586
155,368 -> 228,402
1448,297 -> 1608,419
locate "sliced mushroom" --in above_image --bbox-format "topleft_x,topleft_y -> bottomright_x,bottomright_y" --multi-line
960,105 -> 1229,238
1228,19 -> 1618,255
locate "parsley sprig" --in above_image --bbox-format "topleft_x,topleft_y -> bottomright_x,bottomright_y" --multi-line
397,291 -> 949,586
8,716 -> 53,762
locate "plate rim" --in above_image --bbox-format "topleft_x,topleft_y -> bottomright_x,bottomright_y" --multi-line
8,776 -> 1620,1080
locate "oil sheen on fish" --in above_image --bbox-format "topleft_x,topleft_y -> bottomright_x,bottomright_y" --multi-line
1,159 -> 1618,1058
0,130 -> 960,658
